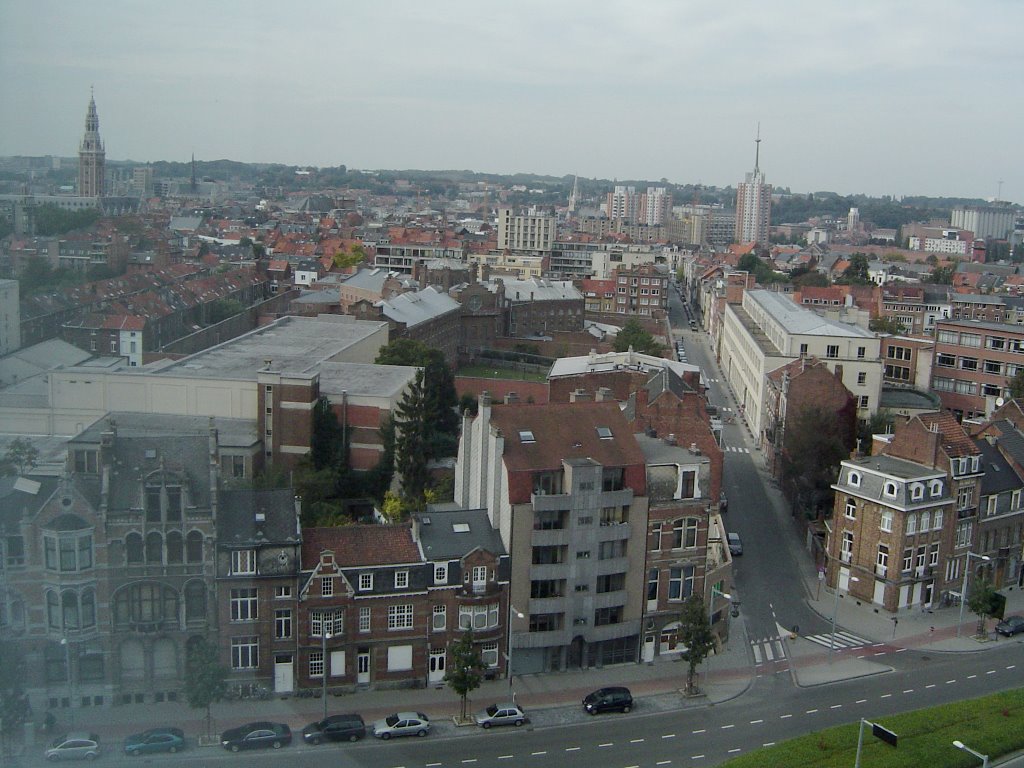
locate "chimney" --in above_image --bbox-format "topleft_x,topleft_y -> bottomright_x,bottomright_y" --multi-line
595,387 -> 614,402
570,389 -> 592,403
665,433 -> 677,446
411,515 -> 420,542
504,392 -> 519,405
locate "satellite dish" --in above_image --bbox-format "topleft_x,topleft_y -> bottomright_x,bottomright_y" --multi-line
996,397 -> 1005,408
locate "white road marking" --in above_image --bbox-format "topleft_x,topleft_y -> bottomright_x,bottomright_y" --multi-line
1008,665 -> 1017,670
986,670 -> 996,675
968,675 -> 977,679
780,714 -> 793,719
662,734 -> 676,739
463,760 -> 478,764
565,747 -> 580,752
721,724 -> 735,730
498,756 -> 513,761
881,694 -> 892,698
763,742 -> 776,747
895,647 -> 907,653
657,761 -> 672,766
599,743 -> 613,747
750,719 -> 764,724
630,738 -> 645,743
903,689 -> 914,694
831,704 -> 842,709
752,644 -> 763,663
531,751 -> 547,756
946,680 -> 957,684
926,684 -> 936,689
728,748 -> 741,753
806,709 -> 818,714
428,764 -> 442,767
855,699 -> 867,704
692,755 -> 705,760
692,729 -> 706,734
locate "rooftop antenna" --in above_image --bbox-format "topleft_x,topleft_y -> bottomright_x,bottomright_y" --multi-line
753,122 -> 762,174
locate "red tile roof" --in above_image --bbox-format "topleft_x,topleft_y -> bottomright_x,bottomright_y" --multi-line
301,524 -> 422,567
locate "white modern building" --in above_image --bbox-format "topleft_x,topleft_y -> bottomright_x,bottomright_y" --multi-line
719,290 -> 882,437
734,135 -> 771,245
497,207 -> 556,252
951,205 -> 1015,241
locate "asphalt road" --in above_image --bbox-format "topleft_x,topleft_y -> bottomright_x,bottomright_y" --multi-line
97,640 -> 1022,767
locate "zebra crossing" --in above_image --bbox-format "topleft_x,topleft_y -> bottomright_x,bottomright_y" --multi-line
750,635 -> 788,665
802,630 -> 870,651
724,446 -> 750,454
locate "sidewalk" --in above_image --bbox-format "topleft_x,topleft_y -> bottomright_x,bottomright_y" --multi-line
31,630 -> 755,749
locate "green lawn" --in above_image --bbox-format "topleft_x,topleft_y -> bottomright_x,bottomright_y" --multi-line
721,688 -> 1024,768
457,365 -> 548,382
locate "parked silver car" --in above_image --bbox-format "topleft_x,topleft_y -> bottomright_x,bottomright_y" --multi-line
475,703 -> 528,728
372,712 -> 430,739
45,732 -> 101,762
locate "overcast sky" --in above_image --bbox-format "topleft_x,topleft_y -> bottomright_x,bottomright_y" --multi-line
1,0 -> 1020,200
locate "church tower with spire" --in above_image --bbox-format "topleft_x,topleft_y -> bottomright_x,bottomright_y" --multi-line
78,89 -> 106,197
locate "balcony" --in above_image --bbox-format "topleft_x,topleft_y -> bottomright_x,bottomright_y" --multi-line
530,563 -> 569,581
593,589 -> 627,610
528,596 -> 568,614
595,556 -> 630,575
531,492 -> 571,511
531,528 -> 570,547
597,522 -> 631,542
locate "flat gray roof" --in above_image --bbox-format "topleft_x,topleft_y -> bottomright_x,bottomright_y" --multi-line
318,361 -> 418,398
748,290 -> 874,338
148,315 -> 389,380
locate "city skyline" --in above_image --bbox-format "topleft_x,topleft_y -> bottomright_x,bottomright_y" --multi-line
1,0 -> 1021,202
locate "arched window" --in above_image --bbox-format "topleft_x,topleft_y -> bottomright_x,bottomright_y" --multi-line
47,590 -> 60,629
883,481 -> 898,497
113,583 -> 180,630
146,531 -> 163,564
81,589 -> 96,629
186,531 -> 204,563
845,497 -> 857,519
126,533 -> 144,564
848,471 -> 861,487
166,531 -> 184,564
910,483 -> 924,501
62,591 -> 80,630
185,581 -> 207,623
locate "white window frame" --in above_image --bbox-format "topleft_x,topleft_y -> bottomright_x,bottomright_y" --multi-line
231,550 -> 256,576
395,570 -> 409,589
845,498 -> 857,519
432,604 -> 446,631
840,532 -> 854,563
321,577 -> 333,597
231,636 -> 259,670
387,604 -> 414,631
230,588 -> 258,622
359,573 -> 373,592
880,510 -> 893,533
359,606 -> 371,633
309,650 -> 325,678
433,563 -> 448,585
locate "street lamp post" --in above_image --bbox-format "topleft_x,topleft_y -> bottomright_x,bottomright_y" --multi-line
953,739 -> 990,768
829,575 -> 859,663
957,552 -> 991,638
321,630 -> 332,720
506,603 -> 525,702
60,637 -> 74,727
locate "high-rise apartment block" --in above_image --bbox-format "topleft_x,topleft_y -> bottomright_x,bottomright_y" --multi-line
78,91 -> 105,198
497,207 -> 555,252
951,205 -> 1015,241
734,133 -> 770,245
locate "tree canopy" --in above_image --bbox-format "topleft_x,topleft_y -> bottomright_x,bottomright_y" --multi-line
445,628 -> 486,722
835,253 -> 872,285
678,595 -> 716,695
781,405 -> 855,520
613,318 -> 663,355
184,637 -> 227,738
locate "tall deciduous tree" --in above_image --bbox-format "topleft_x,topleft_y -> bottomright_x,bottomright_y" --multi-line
836,253 -> 872,285
678,595 -> 716,696
184,637 -> 227,739
968,578 -> 1002,637
1009,372 -> 1024,401
781,406 -> 854,520
1,438 -> 39,476
613,318 -> 663,355
445,628 -> 486,722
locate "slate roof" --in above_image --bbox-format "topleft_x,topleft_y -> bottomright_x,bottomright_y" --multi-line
302,524 -> 422,567
489,278 -> 583,302
490,400 -> 646,473
976,438 -> 1021,497
836,455 -> 949,509
414,509 -> 505,561
0,475 -> 59,531
218,488 -> 299,546
378,285 -> 460,328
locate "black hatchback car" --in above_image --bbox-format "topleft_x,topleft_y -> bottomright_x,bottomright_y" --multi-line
302,714 -> 366,744
583,686 -> 633,715
220,721 -> 292,752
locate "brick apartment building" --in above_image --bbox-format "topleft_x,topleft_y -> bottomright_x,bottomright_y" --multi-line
931,318 -> 1024,421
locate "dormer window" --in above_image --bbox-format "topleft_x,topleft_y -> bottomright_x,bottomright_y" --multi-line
929,479 -> 943,497
395,570 -> 409,589
910,483 -> 924,501
883,481 -> 898,498
359,573 -> 373,591
848,471 -> 861,487
971,456 -> 981,473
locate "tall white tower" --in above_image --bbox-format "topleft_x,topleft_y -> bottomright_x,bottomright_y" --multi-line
734,127 -> 771,245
